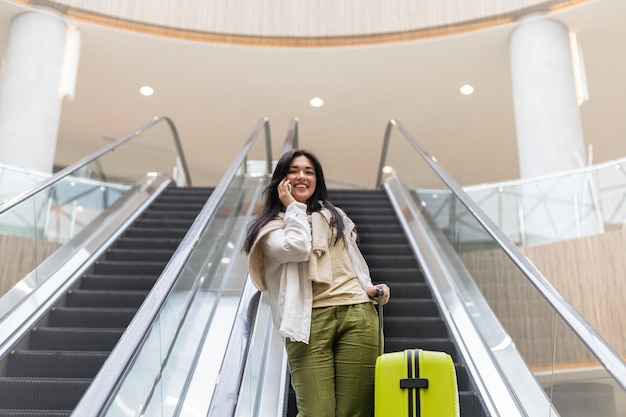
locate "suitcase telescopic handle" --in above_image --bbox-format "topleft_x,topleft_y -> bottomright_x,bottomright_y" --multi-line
376,288 -> 384,356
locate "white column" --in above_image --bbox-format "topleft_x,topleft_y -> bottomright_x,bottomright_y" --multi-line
510,16 -> 586,178
509,16 -> 600,244
0,9 -> 68,174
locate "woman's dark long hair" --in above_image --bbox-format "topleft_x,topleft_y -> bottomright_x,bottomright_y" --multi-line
243,149 -> 344,253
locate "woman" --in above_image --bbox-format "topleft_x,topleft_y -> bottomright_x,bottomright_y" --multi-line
243,149 -> 390,417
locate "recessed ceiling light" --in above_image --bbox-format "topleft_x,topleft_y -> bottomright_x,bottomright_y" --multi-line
460,84 -> 474,95
140,86 -> 154,96
310,97 -> 324,107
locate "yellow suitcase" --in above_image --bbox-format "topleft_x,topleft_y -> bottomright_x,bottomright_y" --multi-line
374,348 -> 460,417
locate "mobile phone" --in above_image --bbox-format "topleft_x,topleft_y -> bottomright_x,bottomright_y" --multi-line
287,183 -> 292,193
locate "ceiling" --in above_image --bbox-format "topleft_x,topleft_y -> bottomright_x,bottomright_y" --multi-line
0,0 -> 625,189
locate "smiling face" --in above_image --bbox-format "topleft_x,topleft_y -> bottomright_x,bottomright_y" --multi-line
286,155 -> 317,204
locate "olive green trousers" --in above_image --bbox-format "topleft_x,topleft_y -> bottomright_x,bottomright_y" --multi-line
286,302 -> 379,417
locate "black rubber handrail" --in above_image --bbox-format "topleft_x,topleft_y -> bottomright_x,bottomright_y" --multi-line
0,116 -> 191,215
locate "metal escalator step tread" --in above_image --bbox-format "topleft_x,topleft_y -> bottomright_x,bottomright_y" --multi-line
29,327 -> 124,351
113,237 -> 181,249
380,282 -> 431,298
383,298 -> 440,317
79,275 -> 158,290
48,307 -> 137,328
103,248 -> 175,262
123,228 -> 188,238
0,377 -> 91,410
156,195 -> 211,203
353,224 -> 404,233
146,202 -> 205,211
0,410 -> 72,417
363,255 -> 419,268
345,212 -> 398,221
132,219 -> 196,230
65,290 -> 148,308
383,317 -> 449,338
90,261 -> 168,275
368,267 -> 424,283
458,392 -> 488,417
7,351 -> 109,378
358,243 -> 413,256
357,234 -> 406,245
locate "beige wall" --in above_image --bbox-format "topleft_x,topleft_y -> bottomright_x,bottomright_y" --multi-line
460,227 -> 626,368
522,228 -> 626,358
0,234 -> 61,296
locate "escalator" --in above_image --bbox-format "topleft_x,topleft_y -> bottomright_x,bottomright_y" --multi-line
283,189 -> 489,417
0,186 -> 212,416
3,115 -> 626,417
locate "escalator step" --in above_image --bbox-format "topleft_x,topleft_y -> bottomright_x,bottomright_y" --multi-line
79,274 -> 158,291
455,365 -> 471,392
340,206 -> 396,215
156,195 -> 211,204
65,289 -> 148,308
369,267 -> 423,283
48,307 -> 136,328
365,255 -> 419,269
29,328 -> 123,351
7,351 -> 108,378
0,377 -> 91,409
113,237 -> 181,250
90,260 -> 168,275
384,337 -> 456,358
353,224 -> 404,234
383,298 -> 439,317
0,410 -> 71,417
459,391 -> 488,417
358,233 -> 409,245
147,202 -> 206,212
381,282 -> 431,299
104,248 -> 175,262
124,228 -> 188,239
358,243 -> 414,257
132,218 -> 196,229
348,214 -> 399,225
383,317 -> 449,338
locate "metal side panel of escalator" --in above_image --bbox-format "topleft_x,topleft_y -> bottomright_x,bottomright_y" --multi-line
0,186 -> 213,417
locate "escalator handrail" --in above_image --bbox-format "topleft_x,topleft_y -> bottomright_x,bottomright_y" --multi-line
0,116 -> 192,215
376,118 -> 626,390
280,117 -> 299,156
72,116 -> 272,417
206,117 -> 299,417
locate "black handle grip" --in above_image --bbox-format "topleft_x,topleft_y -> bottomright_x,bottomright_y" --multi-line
376,288 -> 384,356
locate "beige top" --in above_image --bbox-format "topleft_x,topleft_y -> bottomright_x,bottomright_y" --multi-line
312,239 -> 372,308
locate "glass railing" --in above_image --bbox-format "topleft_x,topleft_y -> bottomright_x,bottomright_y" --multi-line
377,119 -> 626,417
72,117 -> 275,417
424,157 -> 626,246
0,116 -> 190,322
0,164 -> 50,204
223,118 -> 300,417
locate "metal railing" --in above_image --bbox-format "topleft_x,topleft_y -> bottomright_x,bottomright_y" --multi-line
377,118 -> 626,415
72,116 -> 274,416
0,116 -> 193,329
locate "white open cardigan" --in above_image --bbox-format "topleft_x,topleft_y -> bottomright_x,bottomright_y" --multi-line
247,201 -> 375,343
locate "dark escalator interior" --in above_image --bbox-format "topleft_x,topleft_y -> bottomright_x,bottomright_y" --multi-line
285,189 -> 490,417
0,186 -> 213,417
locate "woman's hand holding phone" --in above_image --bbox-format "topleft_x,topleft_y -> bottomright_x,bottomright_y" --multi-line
279,178 -> 295,207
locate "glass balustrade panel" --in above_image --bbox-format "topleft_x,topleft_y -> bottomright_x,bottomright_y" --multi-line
381,127 -> 626,416
0,118 -> 186,319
